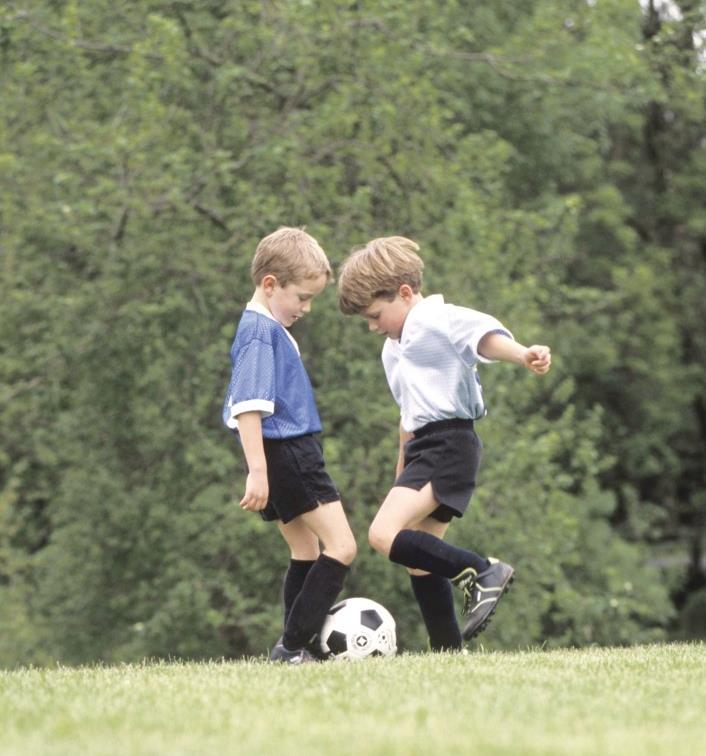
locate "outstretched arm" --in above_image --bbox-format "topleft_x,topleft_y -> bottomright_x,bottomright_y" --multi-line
477,332 -> 552,375
236,411 -> 269,512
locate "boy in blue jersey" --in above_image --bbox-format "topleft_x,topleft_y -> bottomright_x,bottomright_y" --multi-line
223,227 -> 356,664
338,237 -> 551,649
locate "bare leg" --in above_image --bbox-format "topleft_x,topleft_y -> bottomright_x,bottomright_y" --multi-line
368,483 -> 439,557
276,519 -> 320,624
298,500 -> 356,565
281,501 -> 356,651
277,518 -> 320,560
369,482 -> 489,577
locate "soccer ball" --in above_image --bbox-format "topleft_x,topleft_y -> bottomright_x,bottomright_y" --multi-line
319,597 -> 397,660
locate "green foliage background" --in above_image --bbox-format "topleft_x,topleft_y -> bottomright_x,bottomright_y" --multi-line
1,0 -> 704,665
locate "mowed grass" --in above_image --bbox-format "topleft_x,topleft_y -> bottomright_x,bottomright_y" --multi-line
1,643 -> 704,756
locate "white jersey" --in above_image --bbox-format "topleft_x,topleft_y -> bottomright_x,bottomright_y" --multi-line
381,294 -> 512,432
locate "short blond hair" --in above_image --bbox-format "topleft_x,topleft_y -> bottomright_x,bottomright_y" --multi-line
338,236 -> 424,314
251,227 -> 332,286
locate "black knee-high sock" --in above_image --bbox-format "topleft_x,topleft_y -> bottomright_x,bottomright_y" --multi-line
283,559 -> 315,624
410,573 -> 463,651
390,529 -> 489,578
282,554 -> 349,650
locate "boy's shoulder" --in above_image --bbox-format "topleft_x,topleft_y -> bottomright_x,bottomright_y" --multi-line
233,305 -> 301,355
382,295 -> 501,360
416,294 -> 486,317
404,294 -> 453,335
234,308 -> 275,343
419,295 -> 497,326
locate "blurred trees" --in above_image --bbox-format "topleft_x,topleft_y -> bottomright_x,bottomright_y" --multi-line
1,0 -> 703,664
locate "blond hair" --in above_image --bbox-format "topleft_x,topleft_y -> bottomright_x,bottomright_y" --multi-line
338,236 -> 424,314
251,227 -> 332,286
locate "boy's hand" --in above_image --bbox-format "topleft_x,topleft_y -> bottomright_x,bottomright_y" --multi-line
240,471 -> 269,512
523,345 -> 552,375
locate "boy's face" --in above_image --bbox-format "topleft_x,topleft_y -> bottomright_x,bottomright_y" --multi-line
362,289 -> 416,341
265,274 -> 328,328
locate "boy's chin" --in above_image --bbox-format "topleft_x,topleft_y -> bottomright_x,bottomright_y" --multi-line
272,311 -> 296,327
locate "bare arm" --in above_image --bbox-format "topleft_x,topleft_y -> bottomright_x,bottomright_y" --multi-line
477,332 -> 552,375
396,423 -> 414,479
236,411 -> 269,512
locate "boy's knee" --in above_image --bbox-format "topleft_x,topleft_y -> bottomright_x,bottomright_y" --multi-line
339,536 -> 357,566
368,522 -> 393,557
327,534 -> 357,566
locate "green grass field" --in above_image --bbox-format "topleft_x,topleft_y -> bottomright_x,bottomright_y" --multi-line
1,643 -> 704,755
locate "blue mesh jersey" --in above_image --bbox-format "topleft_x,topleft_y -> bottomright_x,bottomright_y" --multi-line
222,304 -> 323,439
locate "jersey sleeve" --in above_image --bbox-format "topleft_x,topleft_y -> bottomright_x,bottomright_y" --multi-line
446,304 -> 514,366
222,338 -> 276,429
381,339 -> 404,409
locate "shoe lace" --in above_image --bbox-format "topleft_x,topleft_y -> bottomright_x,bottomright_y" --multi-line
463,586 -> 476,615
458,574 -> 477,616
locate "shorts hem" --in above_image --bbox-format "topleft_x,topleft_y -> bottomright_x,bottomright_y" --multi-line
261,496 -> 341,524
392,480 -> 466,522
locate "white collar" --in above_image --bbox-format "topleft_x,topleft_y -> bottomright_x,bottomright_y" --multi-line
246,301 -> 300,353
397,294 -> 444,344
246,301 -> 277,321
413,293 -> 444,311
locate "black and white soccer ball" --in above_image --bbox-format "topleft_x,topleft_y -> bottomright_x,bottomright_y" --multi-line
319,597 -> 397,660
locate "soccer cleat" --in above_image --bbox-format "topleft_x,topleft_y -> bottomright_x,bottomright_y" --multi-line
305,634 -> 330,661
269,637 -> 318,665
452,558 -> 514,640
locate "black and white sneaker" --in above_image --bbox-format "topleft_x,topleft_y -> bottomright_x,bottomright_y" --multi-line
269,637 -> 317,665
452,558 -> 514,640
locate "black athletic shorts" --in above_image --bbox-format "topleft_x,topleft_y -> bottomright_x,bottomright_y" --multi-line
255,434 -> 340,524
395,418 -> 482,522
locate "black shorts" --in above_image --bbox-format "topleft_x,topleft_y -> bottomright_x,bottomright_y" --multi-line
255,434 -> 340,524
395,418 -> 482,522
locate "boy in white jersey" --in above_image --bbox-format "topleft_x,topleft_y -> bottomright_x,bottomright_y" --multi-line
338,236 -> 551,647
222,227 -> 356,663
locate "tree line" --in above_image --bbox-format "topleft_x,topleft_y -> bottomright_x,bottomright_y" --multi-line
1,0 -> 704,665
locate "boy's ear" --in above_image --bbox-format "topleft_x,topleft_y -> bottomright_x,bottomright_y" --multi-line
398,283 -> 414,300
261,274 -> 278,294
